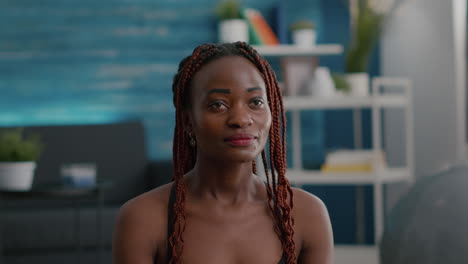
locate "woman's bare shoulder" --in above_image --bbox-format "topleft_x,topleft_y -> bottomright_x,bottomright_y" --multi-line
124,182 -> 173,208
117,182 -> 174,227
291,187 -> 328,218
290,187 -> 334,263
112,182 -> 174,264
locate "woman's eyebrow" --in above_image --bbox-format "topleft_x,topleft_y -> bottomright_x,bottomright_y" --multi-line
247,87 -> 262,92
207,87 -> 262,95
207,88 -> 230,95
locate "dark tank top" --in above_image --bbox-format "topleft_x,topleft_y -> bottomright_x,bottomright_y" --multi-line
165,184 -> 287,264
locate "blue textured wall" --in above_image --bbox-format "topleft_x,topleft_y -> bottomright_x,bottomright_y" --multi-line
0,0 -> 321,160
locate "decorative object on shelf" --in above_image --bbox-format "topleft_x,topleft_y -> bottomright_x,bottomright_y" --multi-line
345,0 -> 384,73
61,163 -> 97,187
253,43 -> 343,57
0,129 -> 43,190
280,57 -> 317,96
216,0 -> 248,43
321,149 -> 386,173
345,0 -> 401,96
331,72 -> 351,94
305,67 -> 336,97
346,72 -> 370,96
289,20 -> 316,47
241,8 -> 279,45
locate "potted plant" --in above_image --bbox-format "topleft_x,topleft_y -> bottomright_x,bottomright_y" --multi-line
289,20 -> 316,47
216,0 -> 248,43
0,129 -> 43,191
289,20 -> 317,47
332,73 -> 351,95
345,0 -> 386,96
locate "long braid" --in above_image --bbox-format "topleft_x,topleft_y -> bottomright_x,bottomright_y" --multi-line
170,42 -> 296,263
170,58 -> 187,263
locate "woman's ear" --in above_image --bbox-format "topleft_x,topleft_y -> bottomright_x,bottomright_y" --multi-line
182,110 -> 193,132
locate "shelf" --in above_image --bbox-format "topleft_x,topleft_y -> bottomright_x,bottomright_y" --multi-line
283,94 -> 408,110
253,44 -> 343,57
287,167 -> 411,185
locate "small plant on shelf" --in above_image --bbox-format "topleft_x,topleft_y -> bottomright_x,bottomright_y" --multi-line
332,73 -> 351,93
345,0 -> 404,73
216,0 -> 242,20
289,20 -> 316,46
346,1 -> 383,73
289,20 -> 315,32
0,129 -> 42,162
0,129 -> 43,191
344,0 -> 403,96
215,0 -> 248,43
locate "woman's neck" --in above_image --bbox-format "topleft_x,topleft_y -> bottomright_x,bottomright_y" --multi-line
185,157 -> 261,205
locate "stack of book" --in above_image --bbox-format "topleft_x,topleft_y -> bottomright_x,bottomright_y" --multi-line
241,8 -> 279,46
320,149 -> 386,173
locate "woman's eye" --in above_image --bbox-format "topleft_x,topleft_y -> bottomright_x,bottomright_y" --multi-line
208,101 -> 227,112
250,98 -> 265,108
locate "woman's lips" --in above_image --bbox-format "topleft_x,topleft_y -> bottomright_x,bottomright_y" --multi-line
224,134 -> 256,146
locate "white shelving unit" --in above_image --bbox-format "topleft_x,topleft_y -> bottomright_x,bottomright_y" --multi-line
255,45 -> 415,264
283,94 -> 409,110
253,44 -> 343,56
286,167 -> 411,185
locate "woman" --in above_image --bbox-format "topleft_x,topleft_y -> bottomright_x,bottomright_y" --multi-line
112,42 -> 334,264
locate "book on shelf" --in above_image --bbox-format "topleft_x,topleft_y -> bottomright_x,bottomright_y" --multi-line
321,164 -> 373,173
320,149 -> 386,173
241,8 -> 280,46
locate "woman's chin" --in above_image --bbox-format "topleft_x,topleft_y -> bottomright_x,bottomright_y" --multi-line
212,153 -> 259,164
199,146 -> 264,164
229,152 -> 262,163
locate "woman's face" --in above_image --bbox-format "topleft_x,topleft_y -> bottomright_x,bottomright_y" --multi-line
187,55 -> 272,163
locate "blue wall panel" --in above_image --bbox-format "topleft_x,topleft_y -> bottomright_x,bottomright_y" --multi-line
0,0 -> 321,160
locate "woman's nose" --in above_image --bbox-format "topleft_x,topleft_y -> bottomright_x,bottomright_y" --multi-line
227,104 -> 253,128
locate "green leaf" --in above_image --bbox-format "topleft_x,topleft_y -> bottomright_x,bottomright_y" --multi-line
216,0 -> 242,20
346,1 -> 385,73
0,129 -> 43,161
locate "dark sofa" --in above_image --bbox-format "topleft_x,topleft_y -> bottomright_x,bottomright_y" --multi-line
0,121 -> 172,264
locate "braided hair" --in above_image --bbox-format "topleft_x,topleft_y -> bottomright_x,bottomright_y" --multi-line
170,42 -> 295,263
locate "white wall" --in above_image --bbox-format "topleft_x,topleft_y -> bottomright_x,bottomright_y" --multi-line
381,0 -> 466,207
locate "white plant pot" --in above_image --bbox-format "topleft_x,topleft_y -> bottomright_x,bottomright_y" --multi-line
0,161 -> 36,191
345,72 -> 370,97
218,19 -> 249,43
292,29 -> 316,47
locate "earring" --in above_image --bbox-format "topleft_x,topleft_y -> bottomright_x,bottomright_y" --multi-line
188,132 -> 196,147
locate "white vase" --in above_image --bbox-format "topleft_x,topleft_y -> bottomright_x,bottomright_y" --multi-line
0,161 -> 36,191
218,19 -> 249,43
292,29 -> 316,47
345,72 -> 370,97
306,67 -> 336,97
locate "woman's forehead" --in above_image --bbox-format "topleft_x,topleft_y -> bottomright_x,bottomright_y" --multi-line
191,56 -> 266,91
